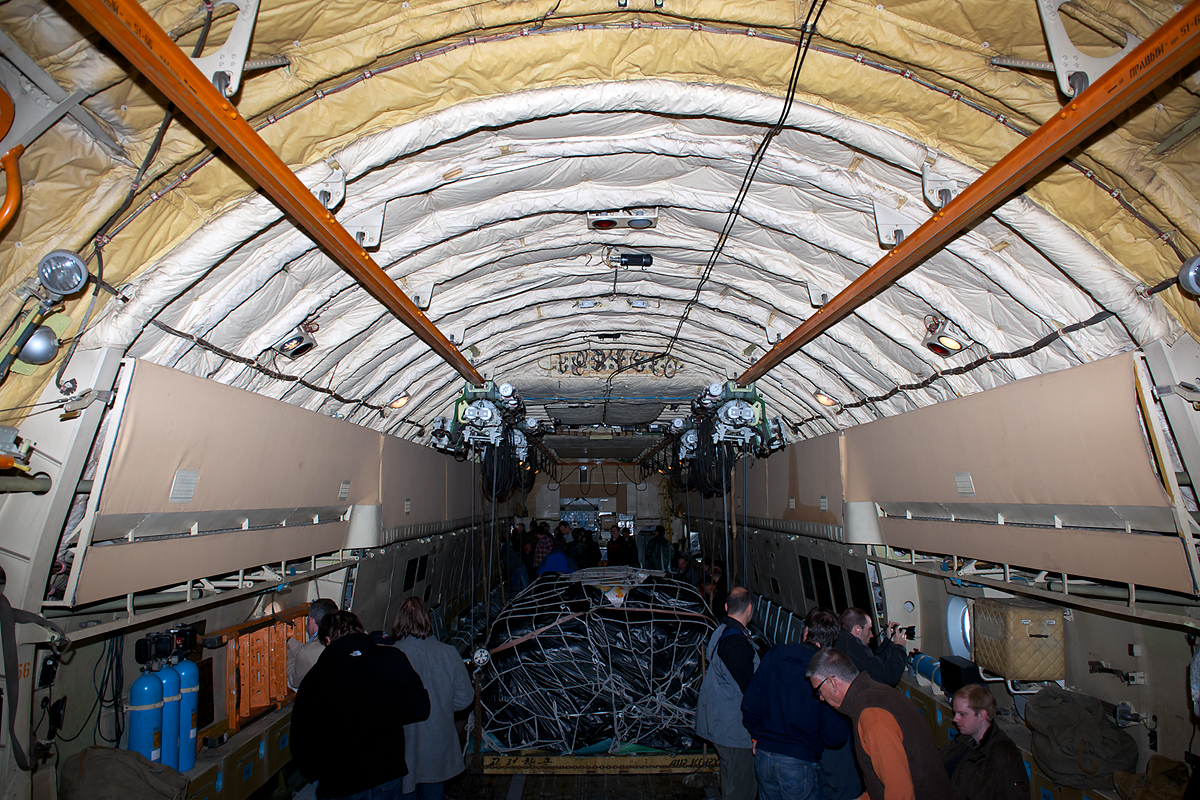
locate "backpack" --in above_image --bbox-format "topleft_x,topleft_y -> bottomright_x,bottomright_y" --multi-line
1026,686 -> 1139,789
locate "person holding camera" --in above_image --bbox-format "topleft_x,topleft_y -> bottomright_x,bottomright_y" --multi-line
834,608 -> 908,686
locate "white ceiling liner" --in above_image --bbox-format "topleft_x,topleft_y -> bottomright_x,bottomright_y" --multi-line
77,78 -> 1177,442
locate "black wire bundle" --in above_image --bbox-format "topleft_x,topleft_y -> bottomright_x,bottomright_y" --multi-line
58,633 -> 125,745
690,417 -> 735,498
481,434 -> 517,502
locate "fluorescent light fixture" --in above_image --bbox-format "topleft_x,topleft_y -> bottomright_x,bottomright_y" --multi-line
578,300 -> 597,309
630,299 -> 648,309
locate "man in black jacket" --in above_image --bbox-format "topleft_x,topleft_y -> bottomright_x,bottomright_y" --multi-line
834,607 -> 907,686
941,684 -> 1029,800
291,611 -> 431,799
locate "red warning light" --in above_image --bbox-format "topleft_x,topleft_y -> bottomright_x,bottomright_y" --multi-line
591,218 -> 617,229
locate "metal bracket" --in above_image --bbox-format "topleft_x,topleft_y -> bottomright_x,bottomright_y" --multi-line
1154,382 -> 1200,408
872,199 -> 922,247
190,0 -> 262,97
921,162 -> 957,209
62,388 -> 114,414
1034,0 -> 1141,97
0,31 -> 125,157
340,203 -> 386,249
312,167 -> 345,210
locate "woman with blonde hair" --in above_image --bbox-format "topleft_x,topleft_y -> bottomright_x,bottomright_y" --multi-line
393,597 -> 474,800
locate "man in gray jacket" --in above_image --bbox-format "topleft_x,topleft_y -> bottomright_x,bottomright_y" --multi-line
696,588 -> 758,800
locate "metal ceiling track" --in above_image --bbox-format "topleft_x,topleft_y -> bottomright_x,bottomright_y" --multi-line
737,0 -> 1200,387
63,0 -> 485,387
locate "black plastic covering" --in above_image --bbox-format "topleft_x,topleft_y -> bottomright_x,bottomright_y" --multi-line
479,568 -> 716,753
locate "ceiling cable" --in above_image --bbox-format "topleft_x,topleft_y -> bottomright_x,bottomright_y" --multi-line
663,0 -> 830,358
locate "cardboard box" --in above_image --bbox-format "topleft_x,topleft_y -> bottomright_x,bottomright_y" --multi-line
185,759 -> 224,800
224,734 -> 267,800
265,712 -> 292,776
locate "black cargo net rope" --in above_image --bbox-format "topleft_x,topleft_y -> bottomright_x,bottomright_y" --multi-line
476,568 -> 716,753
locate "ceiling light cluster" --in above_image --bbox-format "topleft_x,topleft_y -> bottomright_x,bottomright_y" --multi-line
922,314 -> 964,357
586,208 -> 658,230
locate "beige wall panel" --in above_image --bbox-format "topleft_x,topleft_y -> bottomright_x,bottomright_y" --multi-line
100,361 -> 382,515
843,354 -> 1170,508
74,522 -> 348,604
785,434 -> 843,525
381,435 -> 452,528
740,457 -> 771,518
445,456 -> 478,520
879,518 -> 1192,594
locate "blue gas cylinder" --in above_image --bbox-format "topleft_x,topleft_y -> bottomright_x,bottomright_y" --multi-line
909,652 -> 942,687
157,664 -> 181,769
129,670 -> 164,762
176,659 -> 200,771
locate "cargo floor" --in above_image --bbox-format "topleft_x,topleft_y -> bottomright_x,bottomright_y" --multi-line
446,772 -> 714,800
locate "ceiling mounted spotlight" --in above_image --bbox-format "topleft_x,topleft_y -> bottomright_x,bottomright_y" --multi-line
586,208 -> 659,230
390,394 -> 410,409
271,327 -> 317,359
1179,255 -> 1200,296
815,392 -> 838,407
922,314 -> 964,357
37,250 -> 89,298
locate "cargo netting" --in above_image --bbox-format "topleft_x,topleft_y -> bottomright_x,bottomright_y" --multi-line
478,567 -> 716,753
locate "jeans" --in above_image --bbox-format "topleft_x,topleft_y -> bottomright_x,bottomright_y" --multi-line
401,783 -> 445,800
754,749 -> 821,800
335,777 -> 403,800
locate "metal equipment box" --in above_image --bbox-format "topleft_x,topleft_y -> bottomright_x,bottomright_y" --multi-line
972,597 -> 1064,681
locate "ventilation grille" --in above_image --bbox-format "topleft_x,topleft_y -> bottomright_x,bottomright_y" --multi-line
339,480 -> 351,501
169,470 -> 199,504
954,471 -> 976,497
788,497 -> 796,510
820,496 -> 828,512
405,498 -> 411,516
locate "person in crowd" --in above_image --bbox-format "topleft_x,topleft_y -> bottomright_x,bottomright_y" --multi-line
742,608 -> 850,800
674,554 -> 702,588
709,562 -> 728,618
941,684 -> 1029,800
287,598 -> 337,689
583,529 -> 602,568
834,607 -> 908,686
532,524 -> 553,572
538,535 -> 575,575
566,528 -> 589,571
501,529 -> 529,594
393,598 -> 474,800
808,648 -> 952,800
609,524 -> 638,567
291,611 -> 430,799
645,524 -> 672,571
696,588 -> 759,800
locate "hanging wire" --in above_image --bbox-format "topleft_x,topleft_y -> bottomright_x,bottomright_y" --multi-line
55,4 -> 217,394
663,0 -> 831,357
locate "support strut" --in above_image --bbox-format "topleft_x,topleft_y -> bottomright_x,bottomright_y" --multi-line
63,0 -> 484,387
737,0 -> 1200,387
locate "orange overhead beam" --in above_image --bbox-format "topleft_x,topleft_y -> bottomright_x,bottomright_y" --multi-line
63,0 -> 484,387
738,0 -> 1200,387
